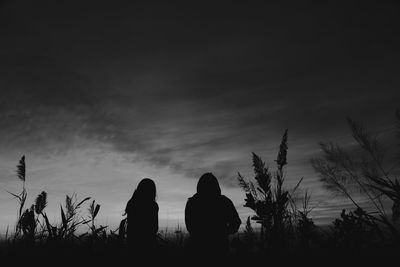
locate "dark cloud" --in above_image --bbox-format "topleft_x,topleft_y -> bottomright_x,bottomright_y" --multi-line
1,1 -> 399,185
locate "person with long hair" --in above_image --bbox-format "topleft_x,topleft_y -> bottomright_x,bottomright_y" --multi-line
185,172 -> 241,257
125,178 -> 159,253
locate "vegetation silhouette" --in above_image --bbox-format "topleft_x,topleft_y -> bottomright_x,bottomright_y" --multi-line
185,172 -> 241,259
312,110 -> 400,242
237,129 -> 318,256
2,113 -> 400,265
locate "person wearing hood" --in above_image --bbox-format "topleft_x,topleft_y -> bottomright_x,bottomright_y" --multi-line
184,172 -> 242,257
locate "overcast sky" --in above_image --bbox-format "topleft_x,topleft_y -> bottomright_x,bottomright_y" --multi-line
0,0 -> 399,232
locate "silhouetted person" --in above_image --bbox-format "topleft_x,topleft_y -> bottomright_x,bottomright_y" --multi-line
125,178 -> 159,255
185,172 -> 241,258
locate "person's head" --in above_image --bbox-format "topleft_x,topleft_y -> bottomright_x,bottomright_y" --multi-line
196,172 -> 221,196
132,178 -> 157,202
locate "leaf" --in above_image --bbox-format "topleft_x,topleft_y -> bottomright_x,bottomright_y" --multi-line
89,200 -> 95,216
60,205 -> 67,230
93,204 -> 100,219
291,177 -> 304,194
79,232 -> 88,238
80,219 -> 91,225
5,190 -> 22,202
42,213 -> 53,237
76,197 -> 91,208
20,188 -> 27,217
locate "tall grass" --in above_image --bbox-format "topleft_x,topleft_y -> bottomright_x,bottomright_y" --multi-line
237,130 -> 317,252
3,156 -> 121,247
2,118 -> 400,263
311,111 -> 400,240
6,156 -> 27,238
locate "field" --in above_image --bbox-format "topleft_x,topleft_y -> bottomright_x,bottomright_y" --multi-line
1,225 -> 399,266
1,115 -> 400,266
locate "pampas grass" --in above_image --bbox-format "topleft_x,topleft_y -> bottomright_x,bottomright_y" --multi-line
2,115 -> 400,264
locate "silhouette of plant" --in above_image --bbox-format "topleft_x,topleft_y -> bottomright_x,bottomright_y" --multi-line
2,151 -> 399,262
5,156 -> 111,242
9,190 -> 50,242
6,155 -> 27,237
294,191 -> 319,249
237,129 -> 304,250
82,200 -> 108,239
242,216 -> 256,249
330,208 -> 381,249
58,194 -> 91,239
33,191 -> 54,238
311,111 -> 400,238
18,205 -> 35,243
244,216 -> 254,236
237,152 -> 272,244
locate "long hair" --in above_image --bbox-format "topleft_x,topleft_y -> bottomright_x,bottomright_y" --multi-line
125,178 -> 156,214
196,172 -> 221,196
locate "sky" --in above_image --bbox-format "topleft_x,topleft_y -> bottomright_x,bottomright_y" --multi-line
0,0 -> 400,233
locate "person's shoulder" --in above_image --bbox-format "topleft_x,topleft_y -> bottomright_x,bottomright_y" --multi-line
187,194 -> 198,202
185,194 -> 200,207
220,195 -> 234,205
220,194 -> 231,201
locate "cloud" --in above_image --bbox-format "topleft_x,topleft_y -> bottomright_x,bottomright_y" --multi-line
0,0 -> 399,187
